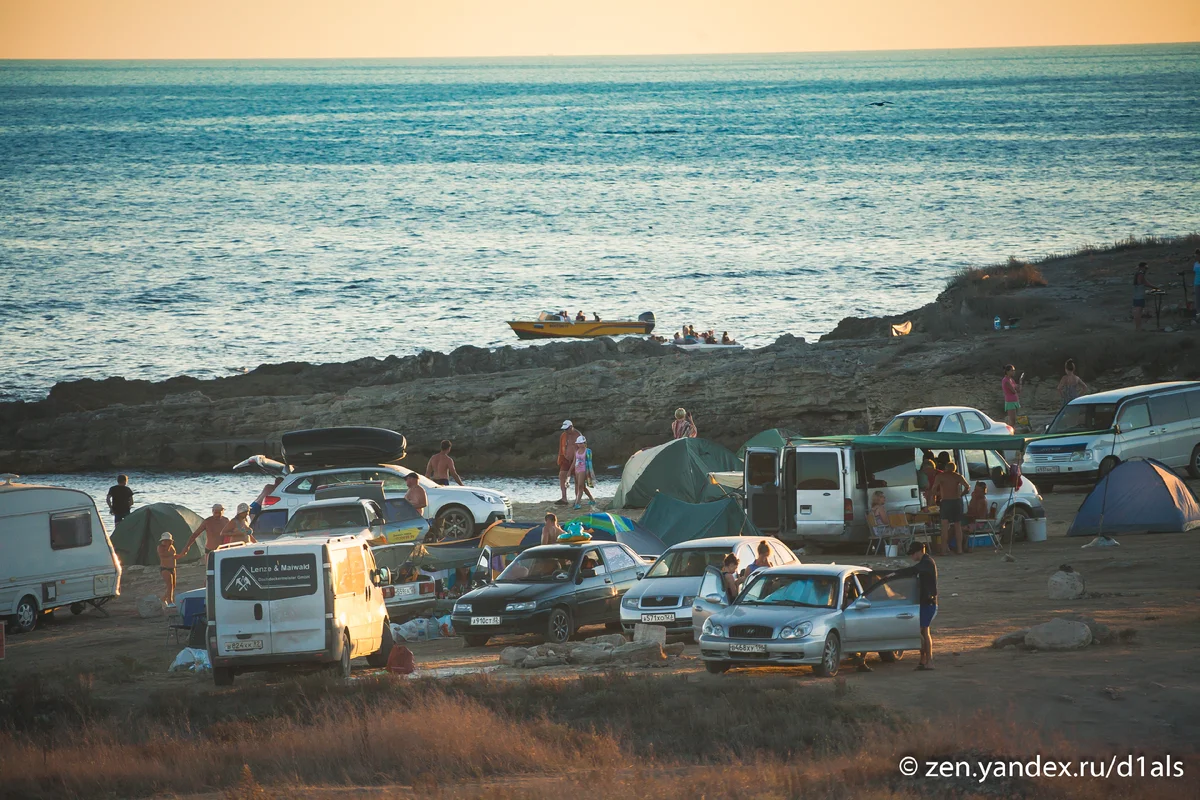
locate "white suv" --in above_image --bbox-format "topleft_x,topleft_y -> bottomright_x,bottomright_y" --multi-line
234,456 -> 511,540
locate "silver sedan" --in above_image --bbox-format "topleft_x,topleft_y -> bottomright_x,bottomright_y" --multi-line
695,563 -> 921,677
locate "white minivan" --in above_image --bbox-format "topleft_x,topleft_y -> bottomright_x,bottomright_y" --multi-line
206,535 -> 393,685
0,477 -> 122,634
1027,381 -> 1200,491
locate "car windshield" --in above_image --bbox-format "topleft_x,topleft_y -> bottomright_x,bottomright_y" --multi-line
378,465 -> 438,490
496,550 -> 577,583
285,505 -> 367,533
740,573 -> 839,608
1047,403 -> 1117,434
647,548 -> 730,578
880,415 -> 942,434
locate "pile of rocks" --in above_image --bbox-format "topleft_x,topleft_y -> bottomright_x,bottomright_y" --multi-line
499,633 -> 686,669
992,615 -> 1137,652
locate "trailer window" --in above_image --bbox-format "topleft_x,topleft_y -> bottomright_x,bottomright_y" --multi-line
50,512 -> 93,550
795,452 -> 840,490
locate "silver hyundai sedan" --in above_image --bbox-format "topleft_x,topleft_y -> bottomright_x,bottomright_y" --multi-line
696,563 -> 921,677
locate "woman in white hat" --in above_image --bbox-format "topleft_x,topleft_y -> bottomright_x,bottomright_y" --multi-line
219,502 -> 257,546
157,532 -> 178,606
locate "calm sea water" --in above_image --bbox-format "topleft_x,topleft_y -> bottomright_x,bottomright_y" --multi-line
2,46 -> 1199,402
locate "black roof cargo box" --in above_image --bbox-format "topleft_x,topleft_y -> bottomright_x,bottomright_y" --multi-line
281,427 -> 407,471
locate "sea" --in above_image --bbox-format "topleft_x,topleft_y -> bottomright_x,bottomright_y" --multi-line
2,45 -> 1199,405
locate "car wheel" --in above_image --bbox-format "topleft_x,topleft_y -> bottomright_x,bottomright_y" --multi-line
10,595 -> 38,634
213,667 -> 234,686
545,607 -> 572,644
366,622 -> 394,668
70,602 -> 86,616
1003,505 -> 1032,542
435,505 -> 475,541
1189,445 -> 1200,479
705,660 -> 730,674
814,632 -> 841,678
1098,456 -> 1119,480
879,650 -> 903,663
329,633 -> 351,679
464,634 -> 491,647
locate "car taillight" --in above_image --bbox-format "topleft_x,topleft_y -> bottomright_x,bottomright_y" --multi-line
382,586 -> 395,599
844,499 -> 853,522
262,495 -> 280,507
1005,425 -> 1014,434
419,583 -> 434,595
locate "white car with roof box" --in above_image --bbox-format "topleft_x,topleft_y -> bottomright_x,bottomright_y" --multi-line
1027,381 -> 1200,490
206,534 -> 394,684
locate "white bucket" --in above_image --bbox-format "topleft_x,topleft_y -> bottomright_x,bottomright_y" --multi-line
1024,518 -> 1047,542
885,544 -> 899,558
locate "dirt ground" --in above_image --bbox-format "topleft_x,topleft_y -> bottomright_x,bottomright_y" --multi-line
5,486 -> 1199,753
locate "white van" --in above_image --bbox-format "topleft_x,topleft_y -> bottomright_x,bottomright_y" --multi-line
0,478 -> 121,634
743,440 -> 1046,546
1028,381 -> 1200,491
206,534 -> 393,685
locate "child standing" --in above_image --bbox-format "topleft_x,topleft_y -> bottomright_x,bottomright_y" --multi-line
157,532 -> 178,606
572,435 -> 595,509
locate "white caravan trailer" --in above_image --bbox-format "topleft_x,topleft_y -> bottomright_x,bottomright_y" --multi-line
0,477 -> 122,633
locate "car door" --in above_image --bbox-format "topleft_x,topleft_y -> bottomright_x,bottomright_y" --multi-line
940,414 -> 965,433
692,565 -> 728,639
842,572 -> 920,652
793,448 -> 847,538
1114,399 -> 1158,461
573,548 -> 614,625
328,543 -> 370,655
1148,392 -> 1191,467
744,447 -> 782,532
961,412 -> 987,434
600,545 -> 641,617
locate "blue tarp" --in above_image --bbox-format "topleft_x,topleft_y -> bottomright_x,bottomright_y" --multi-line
1067,458 -> 1200,537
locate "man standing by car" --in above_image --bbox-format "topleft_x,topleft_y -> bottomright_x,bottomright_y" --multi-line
181,503 -> 230,557
426,440 -> 464,486
556,420 -> 581,505
885,542 -> 938,671
105,474 -> 134,524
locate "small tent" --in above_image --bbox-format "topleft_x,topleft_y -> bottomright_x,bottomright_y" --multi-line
477,520 -> 538,549
611,438 -> 742,509
737,428 -> 800,460
111,503 -> 206,566
637,494 -> 760,548
1067,459 -> 1200,537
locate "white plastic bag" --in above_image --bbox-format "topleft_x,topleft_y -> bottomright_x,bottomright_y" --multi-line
168,647 -> 211,672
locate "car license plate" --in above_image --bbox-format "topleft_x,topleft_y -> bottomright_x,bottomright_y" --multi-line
641,612 -> 675,623
729,643 -> 767,655
1035,466 -> 1061,473
471,616 -> 502,626
394,585 -> 417,597
225,640 -> 263,652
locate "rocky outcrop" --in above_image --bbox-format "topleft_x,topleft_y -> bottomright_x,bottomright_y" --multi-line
1024,619 -> 1093,651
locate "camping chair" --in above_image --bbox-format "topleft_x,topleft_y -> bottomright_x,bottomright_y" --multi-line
901,507 -> 934,548
867,522 -> 893,555
166,607 -> 189,644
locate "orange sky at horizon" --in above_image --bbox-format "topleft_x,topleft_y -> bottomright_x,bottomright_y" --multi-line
1,0 -> 1198,60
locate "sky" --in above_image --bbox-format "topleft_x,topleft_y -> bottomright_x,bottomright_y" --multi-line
1,0 -> 1198,59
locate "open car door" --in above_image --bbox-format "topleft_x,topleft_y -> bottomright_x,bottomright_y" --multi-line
692,565 -> 729,640
843,572 -> 921,655
744,447 -> 782,532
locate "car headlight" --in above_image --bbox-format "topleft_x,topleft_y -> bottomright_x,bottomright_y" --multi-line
506,601 -> 537,612
622,594 -> 640,609
1070,450 -> 1092,462
702,618 -> 724,638
779,621 -> 813,639
453,603 -> 472,614
681,595 -> 695,607
473,492 -> 504,505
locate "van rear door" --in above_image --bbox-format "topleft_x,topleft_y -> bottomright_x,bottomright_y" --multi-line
744,447 -> 782,532
215,545 -> 324,657
792,447 -> 846,539
264,542 -> 326,654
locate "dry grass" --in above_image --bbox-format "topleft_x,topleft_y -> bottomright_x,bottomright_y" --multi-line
948,256 -> 1049,294
0,668 -> 1194,800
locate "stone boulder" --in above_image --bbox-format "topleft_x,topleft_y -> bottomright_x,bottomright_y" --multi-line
499,646 -> 531,667
610,641 -> 668,665
137,594 -> 164,619
522,654 -> 568,669
1025,618 -> 1092,651
1048,568 -> 1086,600
1062,615 -> 1114,645
568,644 -> 615,665
632,623 -> 667,646
991,629 -> 1030,649
664,641 -> 686,657
585,633 -> 628,647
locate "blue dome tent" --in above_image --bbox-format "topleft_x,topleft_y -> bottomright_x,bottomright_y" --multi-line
1067,458 -> 1200,537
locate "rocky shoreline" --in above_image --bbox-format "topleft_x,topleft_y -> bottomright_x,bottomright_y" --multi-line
4,236 -> 1199,475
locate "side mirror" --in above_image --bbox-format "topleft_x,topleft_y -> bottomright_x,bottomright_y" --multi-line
704,593 -> 727,606
852,597 -> 872,611
370,567 -> 390,587
636,572 -> 645,580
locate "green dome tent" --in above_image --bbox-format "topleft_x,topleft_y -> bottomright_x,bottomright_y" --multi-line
737,428 -> 800,460
636,494 -> 761,548
610,438 -> 742,509
111,503 -> 206,566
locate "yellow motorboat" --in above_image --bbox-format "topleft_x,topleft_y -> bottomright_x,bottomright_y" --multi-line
508,311 -> 655,340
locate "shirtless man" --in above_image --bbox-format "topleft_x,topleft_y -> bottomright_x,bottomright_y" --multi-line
404,472 -> 428,517
181,503 -> 230,556
425,440 -> 464,486
932,462 -> 970,556
556,420 -> 581,505
541,512 -> 566,545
